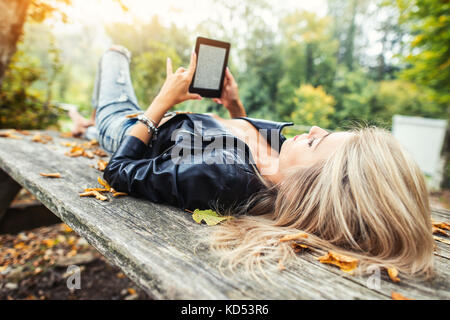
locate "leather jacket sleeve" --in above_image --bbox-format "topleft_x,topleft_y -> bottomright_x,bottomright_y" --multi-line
103,135 -> 262,211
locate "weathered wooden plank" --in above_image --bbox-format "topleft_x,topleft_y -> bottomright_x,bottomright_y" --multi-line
0,130 -> 449,300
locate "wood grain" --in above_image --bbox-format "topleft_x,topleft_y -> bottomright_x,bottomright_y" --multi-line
0,130 -> 449,300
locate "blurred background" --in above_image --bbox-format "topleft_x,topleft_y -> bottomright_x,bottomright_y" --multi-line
0,0 -> 449,189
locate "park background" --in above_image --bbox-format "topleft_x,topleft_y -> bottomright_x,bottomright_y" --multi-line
0,0 -> 449,186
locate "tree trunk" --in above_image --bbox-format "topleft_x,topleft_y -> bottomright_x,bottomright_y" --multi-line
0,0 -> 31,87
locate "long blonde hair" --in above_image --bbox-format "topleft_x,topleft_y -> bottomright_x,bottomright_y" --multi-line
208,126 -> 434,279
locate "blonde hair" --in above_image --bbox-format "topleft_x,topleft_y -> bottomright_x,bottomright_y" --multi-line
207,126 -> 434,280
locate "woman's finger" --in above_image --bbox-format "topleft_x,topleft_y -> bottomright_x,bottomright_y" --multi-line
187,52 -> 197,78
176,67 -> 185,73
226,67 -> 235,82
213,98 -> 222,104
187,93 -> 202,101
166,57 -> 173,76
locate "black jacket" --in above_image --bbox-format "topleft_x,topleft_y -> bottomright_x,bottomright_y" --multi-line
104,113 -> 293,210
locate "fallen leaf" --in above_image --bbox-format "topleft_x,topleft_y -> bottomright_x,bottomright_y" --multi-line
40,172 -> 61,178
432,226 -> 448,237
318,251 -> 358,273
62,224 -> 73,233
291,242 -> 309,253
191,209 -> 233,226
0,131 -> 22,139
93,148 -> 108,157
96,159 -> 108,171
279,232 -> 308,242
16,130 -> 31,136
79,190 -> 108,201
127,288 -> 136,295
59,132 -> 73,138
386,267 -> 400,283
32,134 -> 52,144
112,192 -> 127,197
391,291 -> 413,300
97,176 -> 112,191
125,113 -> 141,118
432,220 -> 450,231
84,187 -> 109,192
433,236 -> 450,245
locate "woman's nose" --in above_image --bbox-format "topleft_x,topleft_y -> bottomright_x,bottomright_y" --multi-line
308,126 -> 328,137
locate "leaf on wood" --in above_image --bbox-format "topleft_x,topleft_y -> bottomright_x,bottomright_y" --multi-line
318,251 -> 359,273
39,172 -> 61,178
391,291 -> 413,300
61,224 -> 73,233
93,148 -> 108,157
432,226 -> 448,237
97,176 -> 113,191
16,130 -> 31,136
65,146 -> 85,157
96,159 -> 108,171
0,130 -> 22,139
432,221 -> 450,231
433,236 -> 450,245
83,150 -> 94,159
84,187 -> 109,192
279,232 -> 308,242
32,134 -> 52,144
125,112 -> 141,118
386,267 -> 400,283
112,192 -> 127,197
79,190 -> 108,201
291,242 -> 309,253
59,131 -> 73,138
190,209 -> 233,226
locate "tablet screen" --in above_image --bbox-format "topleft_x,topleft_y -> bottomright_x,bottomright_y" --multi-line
192,44 -> 227,90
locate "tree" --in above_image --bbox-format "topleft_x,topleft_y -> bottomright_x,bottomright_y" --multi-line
290,85 -> 335,129
394,0 -> 450,108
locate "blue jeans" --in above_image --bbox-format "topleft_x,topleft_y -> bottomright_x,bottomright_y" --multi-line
88,47 -> 142,153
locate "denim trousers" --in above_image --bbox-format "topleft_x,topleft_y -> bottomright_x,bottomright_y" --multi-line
87,47 -> 142,154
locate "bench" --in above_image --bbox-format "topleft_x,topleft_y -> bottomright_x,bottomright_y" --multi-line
0,129 -> 449,299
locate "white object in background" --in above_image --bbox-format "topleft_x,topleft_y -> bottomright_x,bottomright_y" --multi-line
392,115 -> 448,190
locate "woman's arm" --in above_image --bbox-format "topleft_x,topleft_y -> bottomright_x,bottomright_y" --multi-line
129,52 -> 202,145
213,68 -> 247,118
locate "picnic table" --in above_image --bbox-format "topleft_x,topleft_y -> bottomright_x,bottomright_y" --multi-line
0,129 -> 449,299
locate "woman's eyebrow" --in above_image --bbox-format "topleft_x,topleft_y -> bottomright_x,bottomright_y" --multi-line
314,132 -> 332,150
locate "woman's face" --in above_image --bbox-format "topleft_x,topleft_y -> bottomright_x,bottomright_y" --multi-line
279,126 -> 353,168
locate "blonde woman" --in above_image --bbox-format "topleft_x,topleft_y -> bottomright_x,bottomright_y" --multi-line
72,46 -> 434,278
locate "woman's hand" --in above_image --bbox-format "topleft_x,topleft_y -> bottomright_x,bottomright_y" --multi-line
213,68 -> 246,118
155,52 -> 202,110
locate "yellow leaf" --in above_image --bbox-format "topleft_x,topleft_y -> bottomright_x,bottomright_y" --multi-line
386,267 -> 400,283
391,291 -> 413,300
279,232 -> 308,242
191,209 -> 233,226
318,251 -> 358,273
97,176 -> 112,191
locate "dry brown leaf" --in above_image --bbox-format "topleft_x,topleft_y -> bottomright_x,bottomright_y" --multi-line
386,267 -> 400,283
97,176 -> 112,191
127,288 -> 136,295
391,291 -> 413,300
318,251 -> 358,273
112,192 -> 127,197
0,131 -> 22,139
279,232 -> 308,242
96,159 -> 108,171
16,130 -> 31,136
432,221 -> 450,231
65,146 -> 84,157
59,132 -> 73,138
433,236 -> 450,245
40,172 -> 61,178
432,226 -> 448,237
83,150 -> 94,159
125,112 -> 141,118
93,148 -> 108,157
79,190 -> 107,201
84,187 -> 109,192
291,242 -> 309,253
32,134 -> 52,144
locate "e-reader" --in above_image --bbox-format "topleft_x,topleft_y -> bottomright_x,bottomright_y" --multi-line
189,37 -> 230,98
